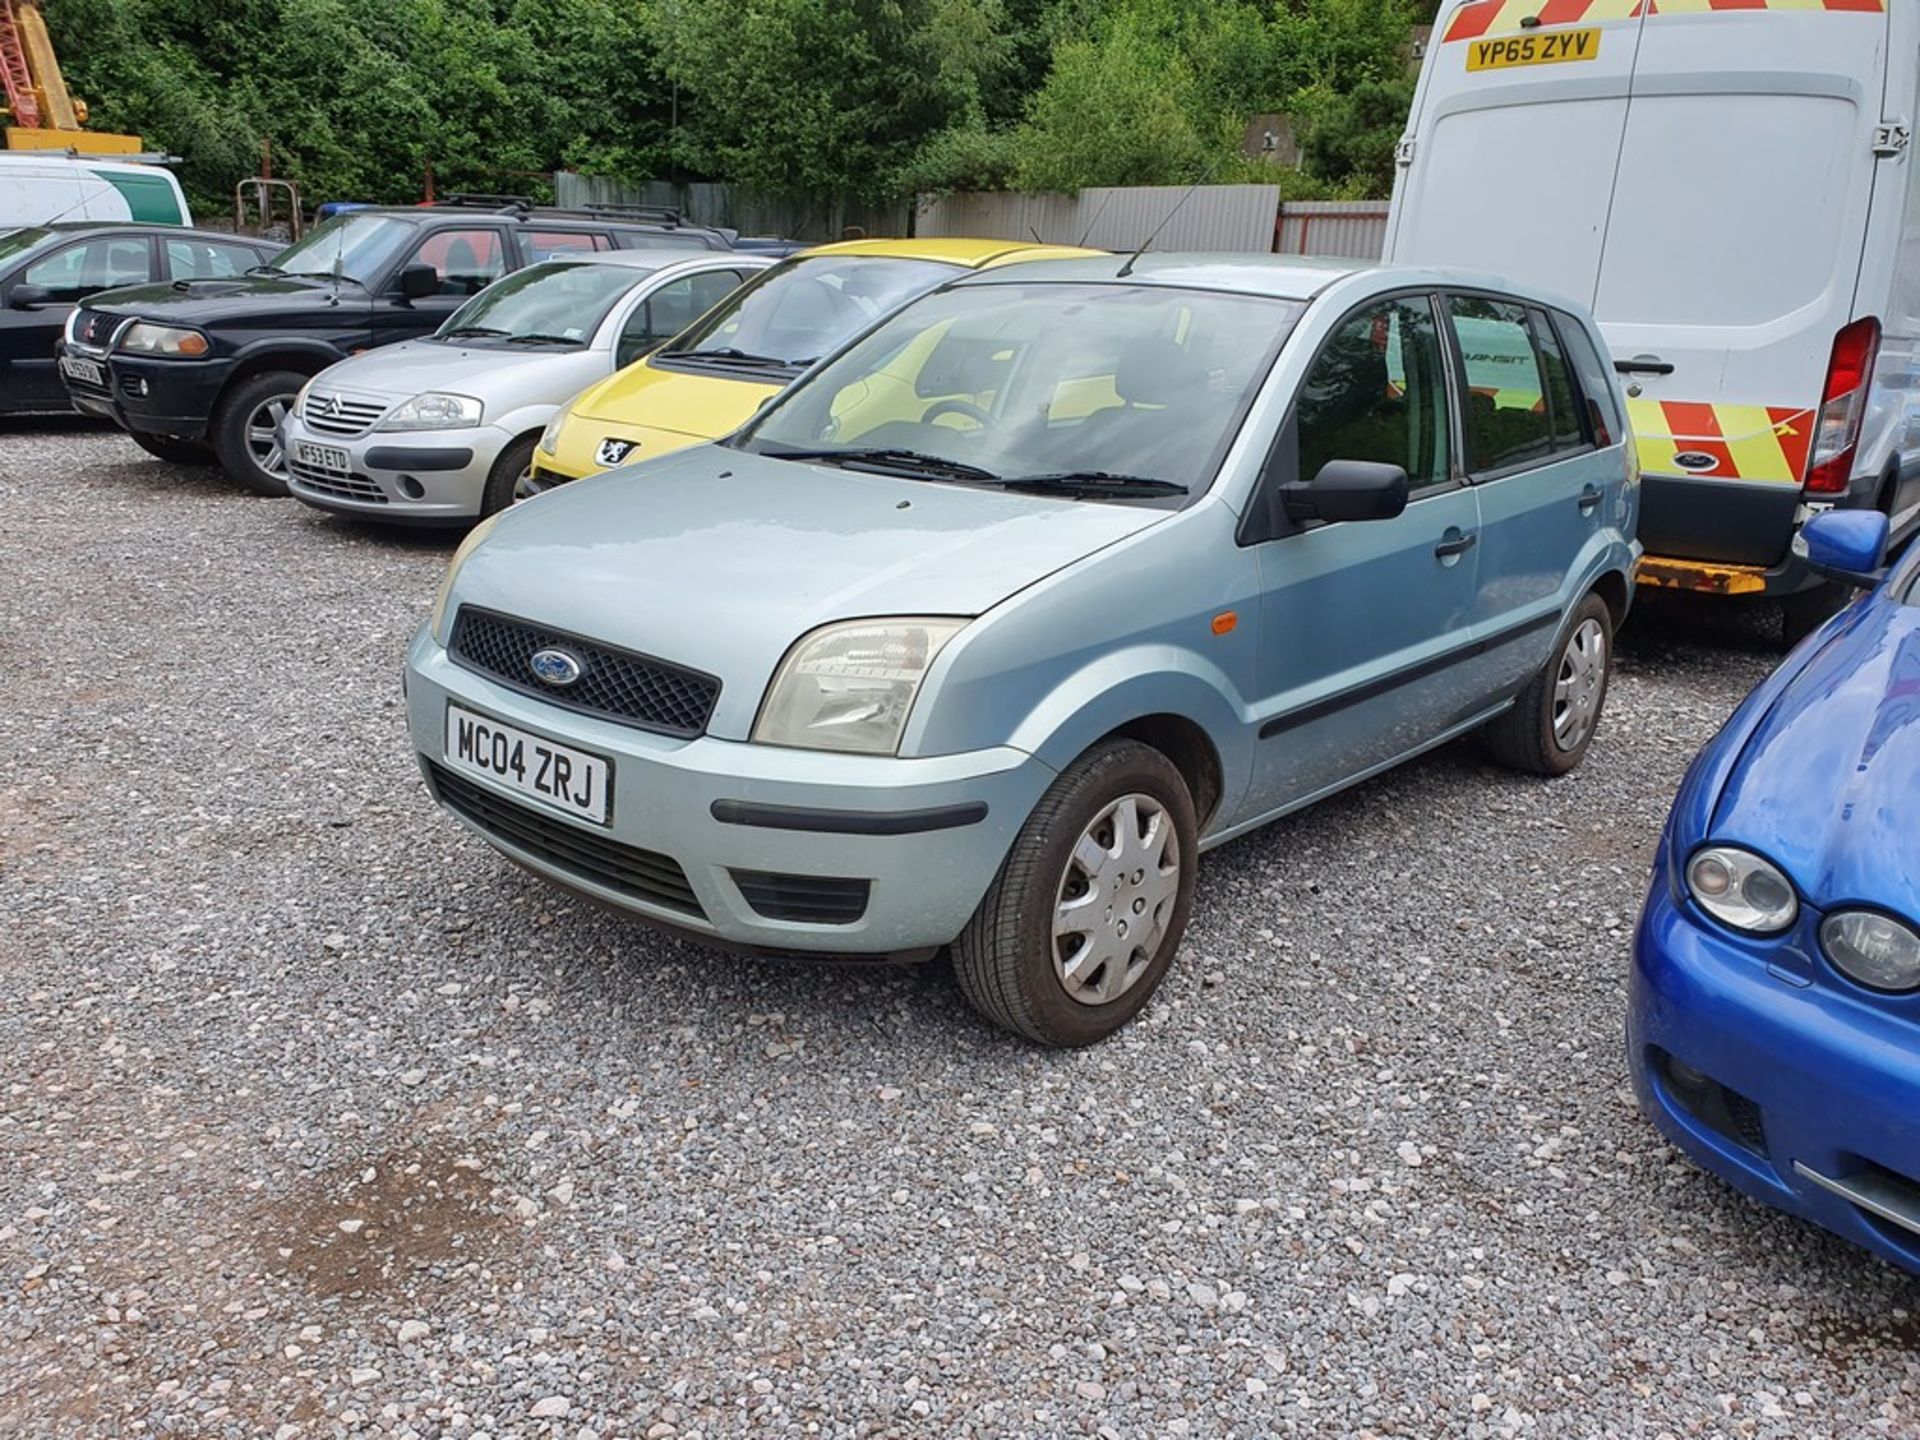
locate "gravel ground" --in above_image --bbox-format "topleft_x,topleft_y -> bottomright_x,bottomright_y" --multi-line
2,420 -> 1917,1440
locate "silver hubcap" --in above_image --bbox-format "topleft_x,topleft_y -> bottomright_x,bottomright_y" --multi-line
246,394 -> 292,479
1552,617 -> 1607,751
1053,793 -> 1180,1007
512,463 -> 542,504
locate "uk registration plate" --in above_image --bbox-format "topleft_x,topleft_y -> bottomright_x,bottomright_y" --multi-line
59,354 -> 104,387
295,440 -> 351,474
444,704 -> 610,824
1467,28 -> 1600,71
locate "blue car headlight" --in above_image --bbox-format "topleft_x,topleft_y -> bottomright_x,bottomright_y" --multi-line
1685,846 -> 1799,935
1821,910 -> 1920,993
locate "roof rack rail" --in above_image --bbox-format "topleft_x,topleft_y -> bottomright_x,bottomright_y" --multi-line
434,192 -> 536,214
580,203 -> 683,226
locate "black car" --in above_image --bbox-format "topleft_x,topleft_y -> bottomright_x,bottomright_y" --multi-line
1,223 -> 279,418
57,198 -> 731,494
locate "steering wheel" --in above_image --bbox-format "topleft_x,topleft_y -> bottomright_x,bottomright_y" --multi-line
920,398 -> 1006,436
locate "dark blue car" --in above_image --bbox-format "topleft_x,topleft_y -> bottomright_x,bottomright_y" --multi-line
1630,509 -> 1920,1273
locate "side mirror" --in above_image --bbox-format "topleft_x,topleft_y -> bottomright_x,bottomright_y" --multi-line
9,284 -> 53,310
1796,509 -> 1890,588
396,263 -> 439,301
1281,459 -> 1410,525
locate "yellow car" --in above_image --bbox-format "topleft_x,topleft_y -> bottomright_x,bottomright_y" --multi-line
528,237 -> 1100,489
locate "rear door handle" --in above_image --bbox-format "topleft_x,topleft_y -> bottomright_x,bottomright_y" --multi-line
1434,532 -> 1478,559
1578,484 -> 1603,514
1614,354 -> 1674,376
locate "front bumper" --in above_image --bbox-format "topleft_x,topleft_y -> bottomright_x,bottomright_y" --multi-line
55,341 -> 229,439
405,626 -> 1056,955
1628,873 -> 1920,1275
284,412 -> 501,523
537,415 -> 714,486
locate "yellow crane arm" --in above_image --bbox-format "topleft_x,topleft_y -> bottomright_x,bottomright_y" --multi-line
15,1 -> 79,130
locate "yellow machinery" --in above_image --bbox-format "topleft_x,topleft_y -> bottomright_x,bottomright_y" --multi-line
1,0 -> 142,153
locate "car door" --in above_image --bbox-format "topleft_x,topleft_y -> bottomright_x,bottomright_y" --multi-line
0,231 -> 155,411
372,225 -> 509,347
1444,294 -> 1617,699
1245,290 -> 1484,815
613,268 -> 752,369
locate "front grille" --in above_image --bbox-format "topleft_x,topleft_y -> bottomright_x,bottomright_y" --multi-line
302,390 -> 388,437
74,311 -> 121,348
289,459 -> 388,504
449,606 -> 720,738
732,871 -> 871,925
428,762 -> 702,915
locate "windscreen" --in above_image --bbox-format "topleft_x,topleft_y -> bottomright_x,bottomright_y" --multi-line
271,214 -> 415,284
436,261 -> 647,345
659,255 -> 959,372
743,281 -> 1301,498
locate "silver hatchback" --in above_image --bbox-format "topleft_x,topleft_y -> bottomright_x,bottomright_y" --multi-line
283,250 -> 770,524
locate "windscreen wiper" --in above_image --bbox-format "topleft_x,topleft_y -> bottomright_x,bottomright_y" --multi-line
245,264 -> 285,276
769,446 -> 999,482
992,470 -> 1189,498
441,325 -> 511,339
656,345 -> 794,367
502,333 -> 583,345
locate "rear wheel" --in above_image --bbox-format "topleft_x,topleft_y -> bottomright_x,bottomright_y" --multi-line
1483,592 -> 1613,776
129,432 -> 215,466
211,369 -> 304,496
952,739 -> 1196,1047
479,434 -> 539,517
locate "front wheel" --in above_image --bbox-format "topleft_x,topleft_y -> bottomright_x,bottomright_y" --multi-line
479,433 -> 539,517
952,739 -> 1197,1047
211,369 -> 304,496
1482,592 -> 1613,776
129,432 -> 215,466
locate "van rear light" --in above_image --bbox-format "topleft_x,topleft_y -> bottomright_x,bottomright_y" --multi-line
1805,317 -> 1880,495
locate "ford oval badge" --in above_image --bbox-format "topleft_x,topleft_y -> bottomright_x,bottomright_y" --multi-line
529,647 -> 584,687
1672,450 -> 1720,473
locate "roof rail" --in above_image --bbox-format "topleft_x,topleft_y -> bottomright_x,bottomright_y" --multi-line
433,192 -> 535,214
580,202 -> 683,226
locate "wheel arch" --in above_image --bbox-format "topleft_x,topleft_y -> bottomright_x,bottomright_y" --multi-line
1101,714 -> 1226,830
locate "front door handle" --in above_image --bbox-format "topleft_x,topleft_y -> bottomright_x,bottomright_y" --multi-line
1614,354 -> 1674,376
1578,484 -> 1603,514
1433,531 -> 1478,560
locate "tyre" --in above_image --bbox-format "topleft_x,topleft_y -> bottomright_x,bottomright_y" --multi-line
952,739 -> 1197,1047
129,432 -> 215,466
1483,592 -> 1613,777
1780,580 -> 1848,650
479,433 -> 540,517
210,369 -> 304,496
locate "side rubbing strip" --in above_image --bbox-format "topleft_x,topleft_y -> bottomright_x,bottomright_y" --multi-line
1259,609 -> 1562,740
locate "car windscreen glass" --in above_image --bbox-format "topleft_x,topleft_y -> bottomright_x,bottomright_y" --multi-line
0,226 -> 52,265
435,261 -> 646,345
272,214 -> 416,284
741,281 -> 1302,499
658,255 -> 959,370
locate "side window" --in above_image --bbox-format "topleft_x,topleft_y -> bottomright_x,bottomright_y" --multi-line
618,271 -> 746,365
1294,294 -> 1451,494
24,236 -> 152,300
165,239 -> 258,280
526,230 -> 608,260
1555,312 -> 1620,447
410,228 -> 506,296
1446,295 -> 1554,474
1529,308 -> 1585,452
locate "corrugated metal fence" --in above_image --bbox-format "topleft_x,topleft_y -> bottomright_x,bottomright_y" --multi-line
1273,201 -> 1390,260
916,184 -> 1282,253
554,173 -> 909,242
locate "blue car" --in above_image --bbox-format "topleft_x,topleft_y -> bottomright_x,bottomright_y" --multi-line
1630,509 -> 1920,1272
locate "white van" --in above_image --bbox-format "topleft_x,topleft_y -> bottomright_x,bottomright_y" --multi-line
1386,0 -> 1916,638
0,155 -> 191,232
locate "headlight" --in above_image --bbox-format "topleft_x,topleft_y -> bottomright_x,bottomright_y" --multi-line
1685,846 -> 1799,934
1821,910 -> 1920,992
119,321 -> 209,357
429,510 -> 506,640
295,376 -> 315,414
380,392 -> 483,432
539,409 -> 566,456
753,617 -> 966,754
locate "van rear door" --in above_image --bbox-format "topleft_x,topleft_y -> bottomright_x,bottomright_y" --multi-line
1596,5 -> 1891,565
1386,0 -> 1646,302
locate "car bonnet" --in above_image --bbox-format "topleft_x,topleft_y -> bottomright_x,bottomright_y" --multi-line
446,446 -> 1166,741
